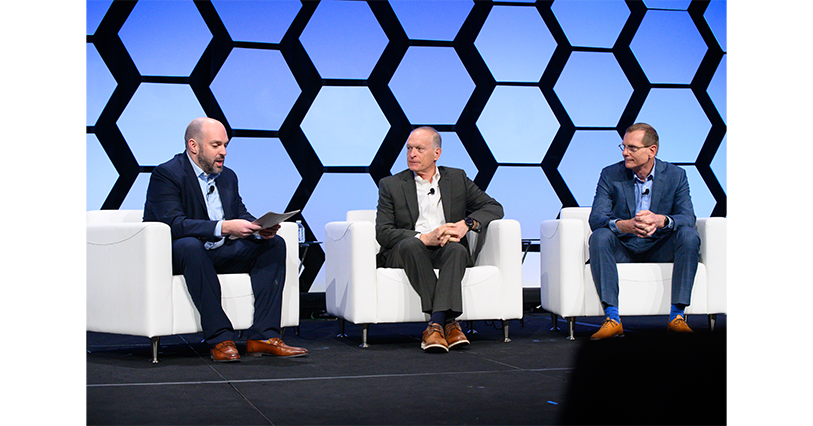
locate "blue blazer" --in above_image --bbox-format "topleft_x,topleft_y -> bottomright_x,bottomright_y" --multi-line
143,152 -> 255,241
588,158 -> 696,236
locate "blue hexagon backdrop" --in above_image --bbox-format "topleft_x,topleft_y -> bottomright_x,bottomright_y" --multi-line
87,0 -> 726,292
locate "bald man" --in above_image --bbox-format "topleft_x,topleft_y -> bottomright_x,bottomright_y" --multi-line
144,117 -> 307,362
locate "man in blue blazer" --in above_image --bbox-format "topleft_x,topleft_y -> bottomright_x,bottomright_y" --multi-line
143,117 -> 307,361
376,127 -> 504,352
588,123 -> 700,339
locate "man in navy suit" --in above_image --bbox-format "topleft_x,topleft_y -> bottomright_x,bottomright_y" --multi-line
376,127 -> 504,352
144,117 -> 307,361
588,122 -> 700,339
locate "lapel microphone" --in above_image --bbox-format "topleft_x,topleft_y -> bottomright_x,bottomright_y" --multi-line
642,188 -> 649,196
208,185 -> 215,195
428,188 -> 435,196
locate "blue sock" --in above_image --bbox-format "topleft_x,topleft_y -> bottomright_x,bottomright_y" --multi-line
670,304 -> 685,322
430,311 -> 446,325
604,305 -> 620,323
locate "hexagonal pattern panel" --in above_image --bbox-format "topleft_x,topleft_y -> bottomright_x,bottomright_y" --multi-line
117,83 -> 206,166
300,1 -> 388,79
301,87 -> 390,166
631,10 -> 707,83
389,46 -> 475,125
475,5 -> 556,82
118,0 -> 211,76
554,52 -> 632,127
211,0 -> 300,43
87,1 -> 726,291
477,86 -> 558,163
211,48 -> 300,131
552,0 -> 629,48
390,0 -> 473,41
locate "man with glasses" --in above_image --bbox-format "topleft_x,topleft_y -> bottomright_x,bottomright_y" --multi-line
587,122 -> 700,339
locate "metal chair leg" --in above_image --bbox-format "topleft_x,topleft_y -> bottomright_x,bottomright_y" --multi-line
550,313 -> 560,331
360,324 -> 370,348
337,318 -> 347,338
567,317 -> 576,341
708,313 -> 717,331
150,336 -> 160,364
502,320 -> 511,343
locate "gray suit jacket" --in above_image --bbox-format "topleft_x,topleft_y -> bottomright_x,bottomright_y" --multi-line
375,167 -> 503,263
589,158 -> 696,240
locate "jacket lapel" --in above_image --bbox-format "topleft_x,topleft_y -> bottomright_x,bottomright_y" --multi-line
439,168 -> 453,223
181,153 -> 208,216
649,158 -> 666,214
401,171 -> 419,225
623,167 -> 636,217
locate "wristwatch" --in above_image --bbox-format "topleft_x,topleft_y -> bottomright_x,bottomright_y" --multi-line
464,217 -> 479,233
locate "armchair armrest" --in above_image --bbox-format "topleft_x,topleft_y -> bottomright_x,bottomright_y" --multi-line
473,219 -> 523,318
86,221 -> 174,337
539,218 -> 587,317
324,220 -> 378,324
696,217 -> 726,313
276,221 -> 300,327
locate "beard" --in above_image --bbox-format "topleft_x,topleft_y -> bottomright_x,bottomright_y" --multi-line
197,152 -> 224,175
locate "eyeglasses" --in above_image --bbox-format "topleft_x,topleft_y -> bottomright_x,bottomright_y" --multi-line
618,143 -> 651,153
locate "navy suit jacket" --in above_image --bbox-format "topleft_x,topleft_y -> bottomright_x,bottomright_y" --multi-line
375,166 -> 503,262
143,152 -> 255,241
588,158 -> 695,239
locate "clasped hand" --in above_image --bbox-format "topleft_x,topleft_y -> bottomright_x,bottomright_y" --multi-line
621,210 -> 663,238
222,219 -> 280,239
420,220 -> 469,247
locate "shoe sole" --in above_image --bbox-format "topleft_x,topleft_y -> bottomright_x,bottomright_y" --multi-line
211,356 -> 241,362
421,342 -> 449,353
447,339 -> 470,349
590,333 -> 624,341
246,352 -> 308,358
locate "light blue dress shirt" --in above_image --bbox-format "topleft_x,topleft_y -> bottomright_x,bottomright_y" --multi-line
187,152 -> 224,250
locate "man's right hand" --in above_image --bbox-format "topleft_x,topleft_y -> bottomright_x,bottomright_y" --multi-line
222,219 -> 262,239
419,224 -> 461,247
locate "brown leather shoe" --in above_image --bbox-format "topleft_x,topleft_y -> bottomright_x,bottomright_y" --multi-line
246,338 -> 308,357
667,315 -> 694,333
211,340 -> 240,362
590,318 -> 624,340
444,321 -> 470,349
421,323 -> 448,352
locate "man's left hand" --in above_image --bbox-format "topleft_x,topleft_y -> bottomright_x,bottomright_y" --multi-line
258,224 -> 281,239
631,210 -> 665,238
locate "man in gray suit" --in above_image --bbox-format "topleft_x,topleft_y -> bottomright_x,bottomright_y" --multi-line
376,127 -> 504,352
588,122 -> 700,339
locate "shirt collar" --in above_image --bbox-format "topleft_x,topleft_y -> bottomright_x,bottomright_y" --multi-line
413,166 -> 440,185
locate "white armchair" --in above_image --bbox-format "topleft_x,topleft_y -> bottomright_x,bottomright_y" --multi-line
86,210 -> 300,363
324,210 -> 523,347
540,207 -> 726,340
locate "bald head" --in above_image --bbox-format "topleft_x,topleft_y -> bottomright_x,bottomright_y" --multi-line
185,117 -> 229,175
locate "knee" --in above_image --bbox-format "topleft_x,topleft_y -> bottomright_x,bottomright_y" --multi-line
173,237 -> 207,257
394,236 -> 427,254
444,241 -> 469,259
674,226 -> 701,250
589,227 -> 617,251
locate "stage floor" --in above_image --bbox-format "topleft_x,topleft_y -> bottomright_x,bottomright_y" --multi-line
87,310 -> 726,425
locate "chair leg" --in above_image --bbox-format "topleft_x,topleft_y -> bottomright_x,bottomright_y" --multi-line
708,313 -> 717,331
502,320 -> 511,343
150,336 -> 160,364
360,324 -> 370,348
566,317 -> 575,341
337,318 -> 347,338
550,313 -> 560,331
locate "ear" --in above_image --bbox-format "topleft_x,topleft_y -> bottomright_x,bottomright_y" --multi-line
434,147 -> 442,161
187,138 -> 198,155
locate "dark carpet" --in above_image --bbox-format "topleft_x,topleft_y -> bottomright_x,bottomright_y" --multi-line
87,310 -> 726,425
